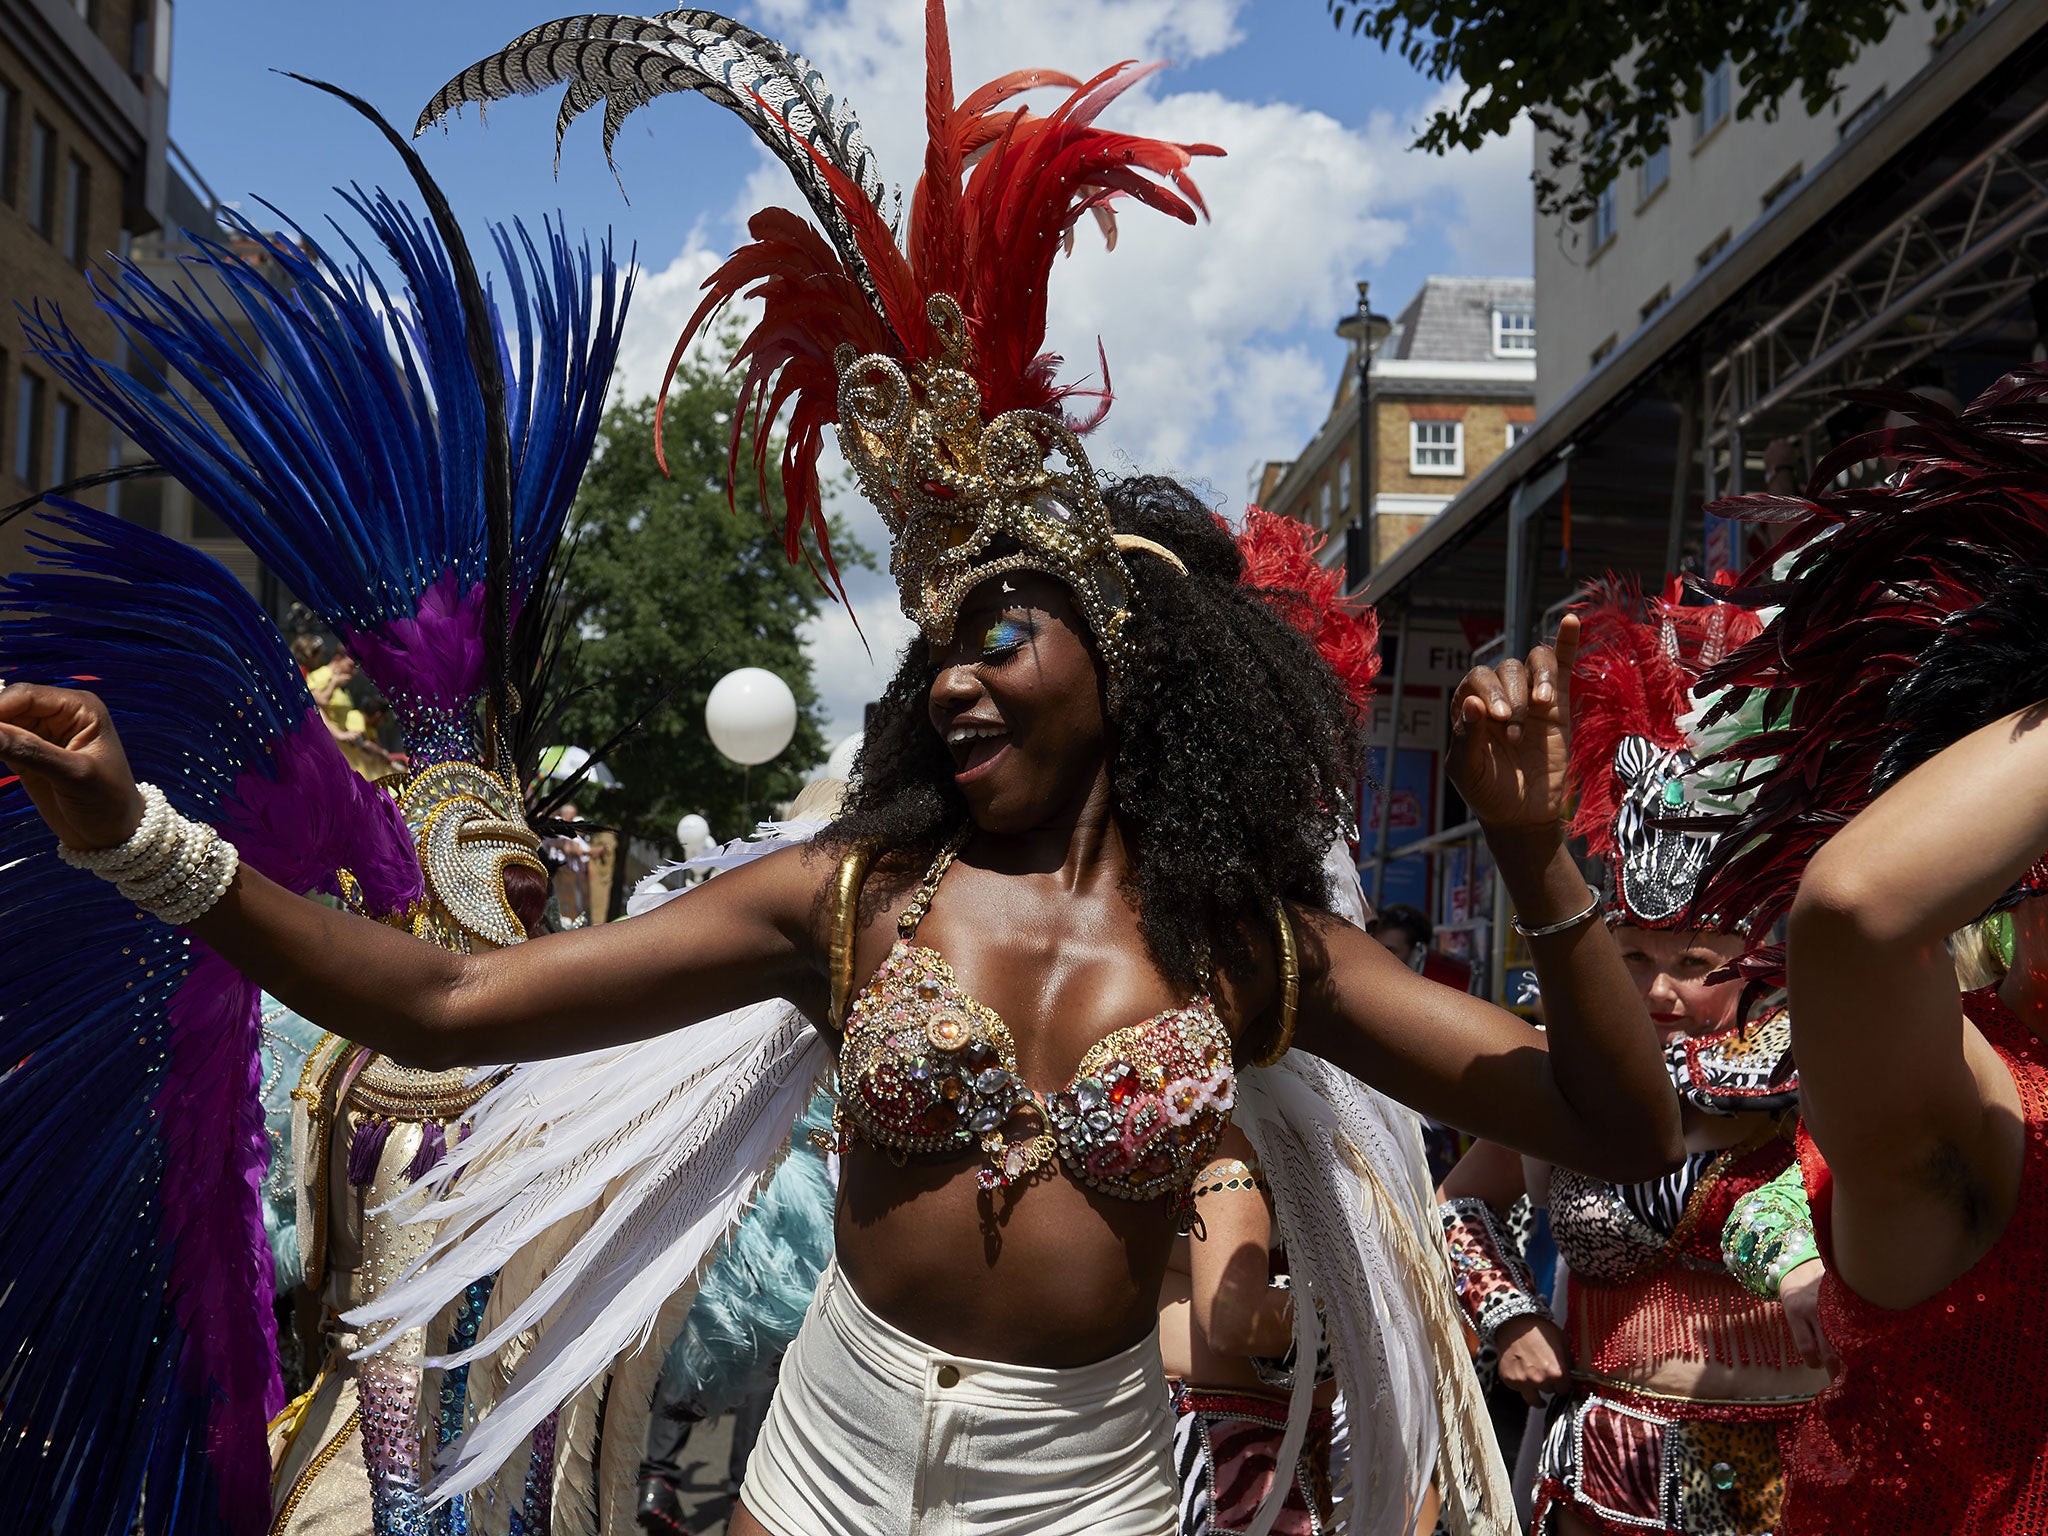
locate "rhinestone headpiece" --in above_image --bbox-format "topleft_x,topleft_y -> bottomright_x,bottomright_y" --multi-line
1568,575 -> 1764,931
393,760 -> 547,952
420,7 -> 1219,692
836,295 -> 1184,701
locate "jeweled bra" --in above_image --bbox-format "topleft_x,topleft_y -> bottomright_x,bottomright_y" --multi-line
833,832 -> 1238,1216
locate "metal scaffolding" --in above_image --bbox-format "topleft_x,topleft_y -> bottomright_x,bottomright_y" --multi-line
1702,95 -> 2048,495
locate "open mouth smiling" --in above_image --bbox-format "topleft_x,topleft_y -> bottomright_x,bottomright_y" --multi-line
946,720 -> 1011,782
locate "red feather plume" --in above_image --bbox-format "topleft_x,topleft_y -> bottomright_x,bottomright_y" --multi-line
1233,507 -> 1381,707
665,0 -> 1223,596
1567,577 -> 1698,861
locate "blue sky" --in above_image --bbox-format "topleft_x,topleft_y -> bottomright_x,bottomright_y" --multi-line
167,0 -> 1533,746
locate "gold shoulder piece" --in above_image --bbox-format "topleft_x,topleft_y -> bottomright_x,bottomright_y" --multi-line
1253,899 -> 1300,1068
829,842 -> 878,1031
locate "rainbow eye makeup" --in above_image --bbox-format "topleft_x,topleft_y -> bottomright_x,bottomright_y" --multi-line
979,617 -> 1033,659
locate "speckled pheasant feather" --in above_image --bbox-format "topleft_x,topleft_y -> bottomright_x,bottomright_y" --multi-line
416,11 -> 884,289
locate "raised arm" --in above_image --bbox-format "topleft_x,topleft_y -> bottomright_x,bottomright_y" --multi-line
1786,700 -> 2048,1302
1297,617 -> 1683,1182
0,683 -> 831,1068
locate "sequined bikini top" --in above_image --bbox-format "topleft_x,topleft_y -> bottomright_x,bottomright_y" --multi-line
831,833 -> 1266,1213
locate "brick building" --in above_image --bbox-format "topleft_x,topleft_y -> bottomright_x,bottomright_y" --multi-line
1256,276 -> 1536,573
0,0 -> 170,571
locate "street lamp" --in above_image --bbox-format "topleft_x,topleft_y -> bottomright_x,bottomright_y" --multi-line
1334,280 -> 1391,592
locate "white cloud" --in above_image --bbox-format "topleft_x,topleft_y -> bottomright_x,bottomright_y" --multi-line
606,0 -> 1532,742
609,231 -> 722,405
1385,80 -> 1535,276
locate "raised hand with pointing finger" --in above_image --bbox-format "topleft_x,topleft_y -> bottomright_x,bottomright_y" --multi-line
1447,612 -> 1581,839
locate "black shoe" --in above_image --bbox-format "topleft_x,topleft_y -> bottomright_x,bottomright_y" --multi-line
636,1475 -> 692,1535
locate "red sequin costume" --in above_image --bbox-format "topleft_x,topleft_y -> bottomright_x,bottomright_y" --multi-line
1783,988 -> 2048,1534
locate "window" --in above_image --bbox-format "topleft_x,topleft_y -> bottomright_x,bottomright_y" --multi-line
62,156 -> 89,267
1694,60 -> 1732,144
26,119 -> 56,238
1840,88 -> 1886,141
1590,334 -> 1619,369
1492,306 -> 1536,356
1590,183 -> 1617,252
1697,228 -> 1732,270
13,370 -> 45,485
1506,421 -> 1533,449
1637,135 -> 1670,204
0,79 -> 17,205
1319,480 -> 1333,526
1338,456 -> 1352,517
1410,419 -> 1463,476
1760,163 -> 1803,214
51,398 -> 78,483
1639,285 -> 1672,326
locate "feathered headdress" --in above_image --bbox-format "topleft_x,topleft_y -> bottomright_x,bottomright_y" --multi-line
25,85 -> 632,949
419,1 -> 1220,697
1690,371 -> 2048,940
1568,575 -> 1762,928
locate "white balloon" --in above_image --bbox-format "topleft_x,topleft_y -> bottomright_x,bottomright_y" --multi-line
823,732 -> 863,783
705,667 -> 798,766
676,813 -> 712,854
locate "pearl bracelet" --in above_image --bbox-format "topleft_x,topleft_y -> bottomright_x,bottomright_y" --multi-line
59,782 -> 172,876
58,780 -> 240,926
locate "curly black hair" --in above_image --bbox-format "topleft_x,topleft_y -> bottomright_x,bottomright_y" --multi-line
827,474 -> 1365,1002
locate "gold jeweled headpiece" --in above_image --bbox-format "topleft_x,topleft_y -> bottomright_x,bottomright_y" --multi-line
836,296 -> 1186,699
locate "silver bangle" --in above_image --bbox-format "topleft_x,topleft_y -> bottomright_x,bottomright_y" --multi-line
1511,893 -> 1601,940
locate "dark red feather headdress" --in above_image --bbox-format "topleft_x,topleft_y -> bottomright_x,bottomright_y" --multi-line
665,1 -> 1219,592
1689,369 -> 2048,940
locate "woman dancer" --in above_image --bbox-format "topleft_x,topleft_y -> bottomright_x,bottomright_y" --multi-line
1437,581 -> 1828,1536
1686,376 -> 2048,1532
0,10 -> 1681,1536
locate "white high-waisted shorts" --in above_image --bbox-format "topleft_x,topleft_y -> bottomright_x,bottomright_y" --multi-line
739,1260 -> 1178,1536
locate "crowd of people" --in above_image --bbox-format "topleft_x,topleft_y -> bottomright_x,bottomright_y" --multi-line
0,7 -> 2045,1536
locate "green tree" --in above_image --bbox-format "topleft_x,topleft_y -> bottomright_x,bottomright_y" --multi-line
554,339 -> 863,873
1323,0 -> 1977,221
